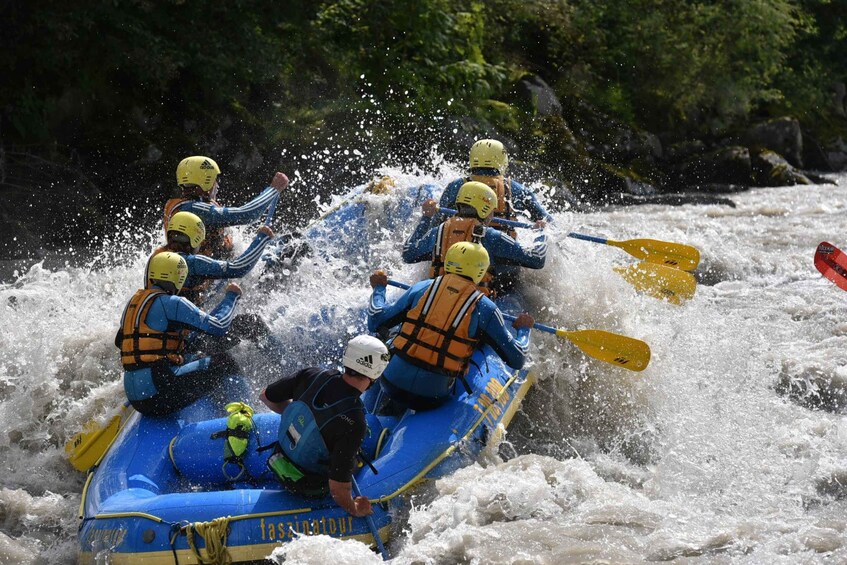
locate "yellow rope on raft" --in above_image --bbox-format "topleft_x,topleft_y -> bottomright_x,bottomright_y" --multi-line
185,516 -> 232,565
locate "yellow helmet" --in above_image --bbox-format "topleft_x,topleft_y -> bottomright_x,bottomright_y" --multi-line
456,181 -> 497,219
167,211 -> 206,251
147,252 -> 188,293
444,241 -> 490,284
469,139 -> 508,174
176,156 -> 221,192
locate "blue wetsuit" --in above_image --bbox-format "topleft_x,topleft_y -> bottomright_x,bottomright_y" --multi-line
367,279 -> 530,408
121,287 -> 240,416
180,231 -> 272,297
436,176 -> 553,224
402,216 -> 548,278
171,187 -> 278,228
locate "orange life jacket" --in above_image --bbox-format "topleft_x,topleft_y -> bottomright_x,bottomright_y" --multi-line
468,174 -> 517,239
163,197 -> 234,259
117,289 -> 185,370
428,217 -> 495,296
149,246 -> 211,306
392,274 -> 484,376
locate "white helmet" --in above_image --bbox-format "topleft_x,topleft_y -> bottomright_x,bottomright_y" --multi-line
343,335 -> 390,380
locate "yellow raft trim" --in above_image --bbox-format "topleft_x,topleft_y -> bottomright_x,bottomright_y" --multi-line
77,524 -> 392,565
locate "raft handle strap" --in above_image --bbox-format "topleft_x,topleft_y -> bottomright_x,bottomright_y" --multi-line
256,440 -> 278,453
458,374 -> 473,395
357,448 -> 379,475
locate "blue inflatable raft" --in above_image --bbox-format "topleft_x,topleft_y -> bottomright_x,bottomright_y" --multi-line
77,181 -> 536,564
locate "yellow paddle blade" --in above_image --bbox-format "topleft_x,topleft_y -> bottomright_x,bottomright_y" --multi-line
555,328 -> 651,371
65,406 -> 128,471
615,262 -> 697,305
609,238 -> 701,271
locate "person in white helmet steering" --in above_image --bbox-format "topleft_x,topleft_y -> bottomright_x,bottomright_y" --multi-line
259,335 -> 390,517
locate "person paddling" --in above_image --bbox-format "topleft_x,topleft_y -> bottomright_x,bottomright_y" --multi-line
164,155 -> 288,258
432,139 -> 552,234
116,252 -> 243,416
153,211 -> 274,306
151,210 -> 278,354
403,181 -> 547,295
260,335 -> 390,517
368,242 -> 534,411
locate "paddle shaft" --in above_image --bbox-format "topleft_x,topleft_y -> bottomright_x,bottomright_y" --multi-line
567,232 -> 608,245
439,207 -> 533,229
501,313 -> 557,336
351,477 -> 389,560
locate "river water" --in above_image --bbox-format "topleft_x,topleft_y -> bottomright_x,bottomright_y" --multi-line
1,168 -> 845,564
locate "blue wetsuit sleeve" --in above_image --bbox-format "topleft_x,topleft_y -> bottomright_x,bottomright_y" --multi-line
511,180 -> 553,222
220,232 -> 272,278
177,187 -> 277,227
402,218 -> 437,264
432,178 -> 464,224
161,291 -> 240,336
185,233 -> 270,280
204,291 -> 240,335
482,228 -> 548,269
185,254 -> 228,279
474,298 -> 529,369
366,285 -> 387,332
367,280 -> 429,333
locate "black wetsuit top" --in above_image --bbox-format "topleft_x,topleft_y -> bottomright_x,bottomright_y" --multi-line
265,367 -> 366,482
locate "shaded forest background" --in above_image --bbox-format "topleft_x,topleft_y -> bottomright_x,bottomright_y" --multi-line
2,0 -> 846,260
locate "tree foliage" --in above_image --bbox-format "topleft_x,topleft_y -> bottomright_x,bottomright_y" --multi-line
0,0 -> 844,181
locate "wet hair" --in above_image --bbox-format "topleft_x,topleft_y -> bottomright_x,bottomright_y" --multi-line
150,279 -> 179,295
167,231 -> 193,252
179,184 -> 209,200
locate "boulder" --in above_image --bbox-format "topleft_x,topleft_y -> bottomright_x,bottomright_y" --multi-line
515,75 -> 563,117
744,117 -> 803,168
562,97 -> 661,164
752,149 -> 812,186
673,146 -> 753,187
801,128 -> 835,171
825,136 -> 847,170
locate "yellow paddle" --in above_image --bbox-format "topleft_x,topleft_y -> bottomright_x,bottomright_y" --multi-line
65,403 -> 132,471
568,232 -> 700,271
614,262 -> 697,305
501,313 -> 651,372
386,279 -> 651,372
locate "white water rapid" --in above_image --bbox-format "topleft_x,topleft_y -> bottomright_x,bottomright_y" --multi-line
1,169 -> 845,564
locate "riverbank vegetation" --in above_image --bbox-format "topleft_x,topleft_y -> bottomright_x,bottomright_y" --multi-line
2,0 -> 846,256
